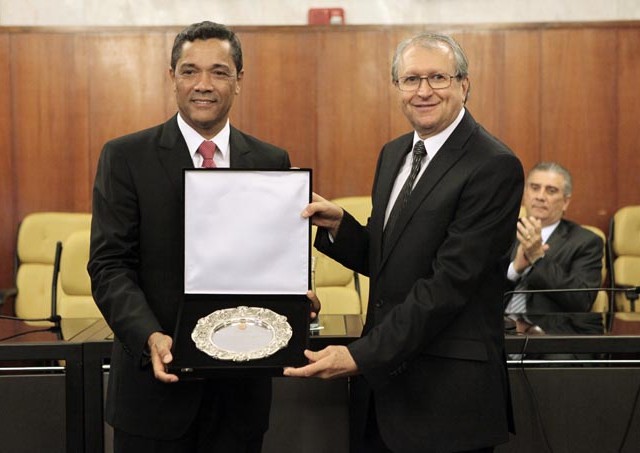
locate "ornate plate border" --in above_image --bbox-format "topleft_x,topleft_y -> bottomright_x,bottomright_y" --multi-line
191,306 -> 293,362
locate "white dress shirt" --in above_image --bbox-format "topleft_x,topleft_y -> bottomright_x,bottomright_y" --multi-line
177,113 -> 231,168
384,107 -> 466,227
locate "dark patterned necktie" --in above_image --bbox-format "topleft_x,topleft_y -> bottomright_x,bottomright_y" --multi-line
198,140 -> 217,168
384,140 -> 427,245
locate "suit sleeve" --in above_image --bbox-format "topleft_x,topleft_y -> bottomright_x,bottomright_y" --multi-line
315,211 -> 371,276
525,229 -> 603,312
88,142 -> 163,363
314,146 -> 386,277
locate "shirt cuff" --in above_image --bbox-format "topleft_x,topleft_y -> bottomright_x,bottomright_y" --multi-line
507,261 -> 530,281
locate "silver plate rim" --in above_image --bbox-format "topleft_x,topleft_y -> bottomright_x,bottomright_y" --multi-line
191,306 -> 293,362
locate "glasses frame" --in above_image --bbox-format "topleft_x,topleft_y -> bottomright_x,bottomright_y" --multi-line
395,73 -> 461,92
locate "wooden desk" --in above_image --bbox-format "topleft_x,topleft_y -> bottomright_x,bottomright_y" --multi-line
5,314 -> 640,453
0,318 -> 90,453
80,314 -> 364,453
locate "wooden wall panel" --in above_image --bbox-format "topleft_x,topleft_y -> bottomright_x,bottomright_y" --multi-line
69,35 -> 92,211
315,30 -> 393,199
1,23 -> 640,290
11,33 -> 91,217
495,30 -> 542,173
457,31 -> 505,136
0,33 -> 14,289
163,31 -> 181,120
617,28 -> 640,210
388,27 -> 425,141
86,32 -> 171,181
235,30 -> 318,170
540,28 -> 618,232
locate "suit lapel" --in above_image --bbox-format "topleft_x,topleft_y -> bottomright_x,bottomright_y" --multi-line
380,112 -> 477,265
542,220 -> 569,261
229,126 -> 254,168
156,114 -> 194,202
155,121 -> 255,202
519,221 -> 570,311
369,135 -> 412,264
378,137 -> 413,216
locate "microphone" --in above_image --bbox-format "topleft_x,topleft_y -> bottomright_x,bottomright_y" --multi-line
504,287 -> 639,296
49,241 -> 63,338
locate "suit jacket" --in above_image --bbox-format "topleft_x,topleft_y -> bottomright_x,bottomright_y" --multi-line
317,111 -> 523,452
508,219 -> 604,335
88,114 -> 291,440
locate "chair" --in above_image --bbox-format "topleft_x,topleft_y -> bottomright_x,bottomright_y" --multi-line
0,212 -> 91,325
518,205 -> 527,219
610,205 -> 640,312
331,196 -> 372,226
310,197 -> 374,317
312,226 -> 362,315
581,225 -> 609,314
55,230 -> 102,319
331,196 -> 372,316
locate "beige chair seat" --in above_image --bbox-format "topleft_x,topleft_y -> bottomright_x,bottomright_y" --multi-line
12,212 -> 91,325
581,224 -> 609,315
330,196 -> 372,318
56,230 -> 102,319
611,206 -> 640,312
312,226 -> 361,315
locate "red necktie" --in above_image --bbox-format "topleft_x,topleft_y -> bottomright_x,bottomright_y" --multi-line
198,141 -> 217,168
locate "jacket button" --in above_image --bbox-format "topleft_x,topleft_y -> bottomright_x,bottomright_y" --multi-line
374,300 -> 384,308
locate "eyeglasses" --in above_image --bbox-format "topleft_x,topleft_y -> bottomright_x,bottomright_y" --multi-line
395,73 -> 461,91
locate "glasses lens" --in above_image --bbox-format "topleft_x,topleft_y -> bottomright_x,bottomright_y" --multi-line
398,74 -> 454,91
399,77 -> 418,91
427,74 -> 450,89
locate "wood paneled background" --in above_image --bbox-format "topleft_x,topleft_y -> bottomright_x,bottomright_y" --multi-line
1,22 -> 639,289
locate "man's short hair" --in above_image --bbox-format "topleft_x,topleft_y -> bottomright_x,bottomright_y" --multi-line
171,21 -> 243,73
391,32 -> 469,83
529,162 -> 573,196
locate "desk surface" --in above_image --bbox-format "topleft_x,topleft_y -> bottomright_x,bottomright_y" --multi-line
0,317 -> 113,342
4,314 -> 640,356
3,314 -> 640,453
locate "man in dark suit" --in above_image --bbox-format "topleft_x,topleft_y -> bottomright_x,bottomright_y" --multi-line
88,22 -> 291,452
285,33 -> 523,452
504,162 -> 604,337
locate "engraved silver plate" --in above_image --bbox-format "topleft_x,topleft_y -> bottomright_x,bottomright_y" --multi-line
191,306 -> 293,361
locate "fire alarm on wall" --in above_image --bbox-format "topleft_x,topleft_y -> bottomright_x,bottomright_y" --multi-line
308,8 -> 345,25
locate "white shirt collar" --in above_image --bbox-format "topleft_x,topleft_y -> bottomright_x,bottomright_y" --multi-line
541,220 -> 560,244
412,107 -> 466,159
177,113 -> 231,163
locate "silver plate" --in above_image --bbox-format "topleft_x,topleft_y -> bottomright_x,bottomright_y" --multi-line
191,306 -> 293,361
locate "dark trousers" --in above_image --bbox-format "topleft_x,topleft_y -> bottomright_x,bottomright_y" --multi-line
113,381 -> 265,453
355,395 -> 495,453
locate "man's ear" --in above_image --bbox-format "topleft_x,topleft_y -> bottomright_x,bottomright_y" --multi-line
168,67 -> 177,92
563,194 -> 572,213
235,69 -> 244,95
